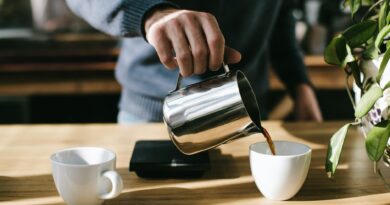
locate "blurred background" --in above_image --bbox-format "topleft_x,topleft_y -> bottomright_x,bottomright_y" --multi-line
0,0 -> 354,124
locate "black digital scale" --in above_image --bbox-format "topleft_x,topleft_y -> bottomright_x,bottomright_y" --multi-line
129,140 -> 210,178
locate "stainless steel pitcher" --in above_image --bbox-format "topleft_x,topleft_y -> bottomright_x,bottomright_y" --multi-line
163,64 -> 263,155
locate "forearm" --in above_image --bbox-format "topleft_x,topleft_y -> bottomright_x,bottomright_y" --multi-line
65,0 -> 177,37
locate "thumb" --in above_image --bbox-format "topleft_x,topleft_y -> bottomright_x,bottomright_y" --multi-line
224,46 -> 241,64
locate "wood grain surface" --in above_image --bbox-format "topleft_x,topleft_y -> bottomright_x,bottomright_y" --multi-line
0,121 -> 389,205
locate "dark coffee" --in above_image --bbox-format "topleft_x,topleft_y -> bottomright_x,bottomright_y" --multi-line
261,126 -> 276,155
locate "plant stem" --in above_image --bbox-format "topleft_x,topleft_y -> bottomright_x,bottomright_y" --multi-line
346,74 -> 357,109
361,124 -> 368,138
361,0 -> 384,22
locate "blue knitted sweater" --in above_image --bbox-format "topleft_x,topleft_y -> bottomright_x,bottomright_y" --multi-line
66,0 -> 310,121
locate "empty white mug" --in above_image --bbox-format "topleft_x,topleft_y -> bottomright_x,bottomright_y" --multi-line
51,147 -> 123,205
250,141 -> 311,200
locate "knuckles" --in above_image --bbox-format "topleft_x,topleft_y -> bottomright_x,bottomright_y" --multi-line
180,12 -> 195,23
209,35 -> 225,48
177,51 -> 191,63
209,62 -> 221,70
147,24 -> 166,43
167,18 -> 181,29
199,12 -> 214,21
193,47 -> 207,59
149,9 -> 224,74
160,55 -> 174,68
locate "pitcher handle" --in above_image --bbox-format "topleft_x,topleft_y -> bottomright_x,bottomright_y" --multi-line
171,63 -> 230,93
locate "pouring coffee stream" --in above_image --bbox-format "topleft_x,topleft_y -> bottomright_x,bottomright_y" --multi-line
163,63 -> 276,155
260,125 -> 276,156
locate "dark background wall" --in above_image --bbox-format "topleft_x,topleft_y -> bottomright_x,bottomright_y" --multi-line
0,94 -> 119,123
0,90 -> 354,124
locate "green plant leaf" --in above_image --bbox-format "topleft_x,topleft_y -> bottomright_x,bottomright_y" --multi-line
326,123 -> 352,179
387,8 -> 390,24
355,84 -> 383,118
350,0 -> 362,17
362,0 -> 374,5
365,120 -> 390,161
379,0 -> 389,30
324,35 -> 355,67
384,81 -> 390,89
377,47 -> 390,82
375,25 -> 390,49
343,20 -> 377,48
387,39 -> 390,49
363,42 -> 379,59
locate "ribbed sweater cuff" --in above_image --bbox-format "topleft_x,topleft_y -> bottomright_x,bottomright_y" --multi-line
121,0 -> 179,38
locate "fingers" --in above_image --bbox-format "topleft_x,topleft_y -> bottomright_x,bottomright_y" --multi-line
149,32 -> 177,69
146,9 -> 241,77
147,23 -> 177,69
168,24 -> 193,77
198,13 -> 224,71
183,15 -> 208,75
224,46 -> 242,64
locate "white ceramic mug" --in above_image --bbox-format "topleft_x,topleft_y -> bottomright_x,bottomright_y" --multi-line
50,147 -> 123,205
250,141 -> 311,200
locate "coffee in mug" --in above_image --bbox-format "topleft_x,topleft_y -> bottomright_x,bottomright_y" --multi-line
250,141 -> 311,200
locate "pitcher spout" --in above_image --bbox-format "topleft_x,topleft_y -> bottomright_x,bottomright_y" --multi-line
245,122 -> 263,135
235,122 -> 262,139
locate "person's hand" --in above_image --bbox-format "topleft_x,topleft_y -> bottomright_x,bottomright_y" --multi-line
294,84 -> 323,122
144,8 -> 241,77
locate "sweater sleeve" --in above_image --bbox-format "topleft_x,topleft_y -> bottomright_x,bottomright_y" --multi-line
65,0 -> 178,38
269,1 -> 311,98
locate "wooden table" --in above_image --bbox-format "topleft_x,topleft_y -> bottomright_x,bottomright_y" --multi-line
0,121 -> 389,205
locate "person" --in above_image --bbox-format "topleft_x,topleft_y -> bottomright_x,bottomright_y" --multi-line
65,0 -> 323,123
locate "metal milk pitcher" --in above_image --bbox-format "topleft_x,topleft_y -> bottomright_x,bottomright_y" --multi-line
163,64 -> 262,155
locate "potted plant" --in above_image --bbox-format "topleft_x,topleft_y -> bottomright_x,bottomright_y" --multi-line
324,0 -> 390,184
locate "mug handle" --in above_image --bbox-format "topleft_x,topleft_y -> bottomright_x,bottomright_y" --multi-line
171,63 -> 231,93
99,170 -> 123,200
